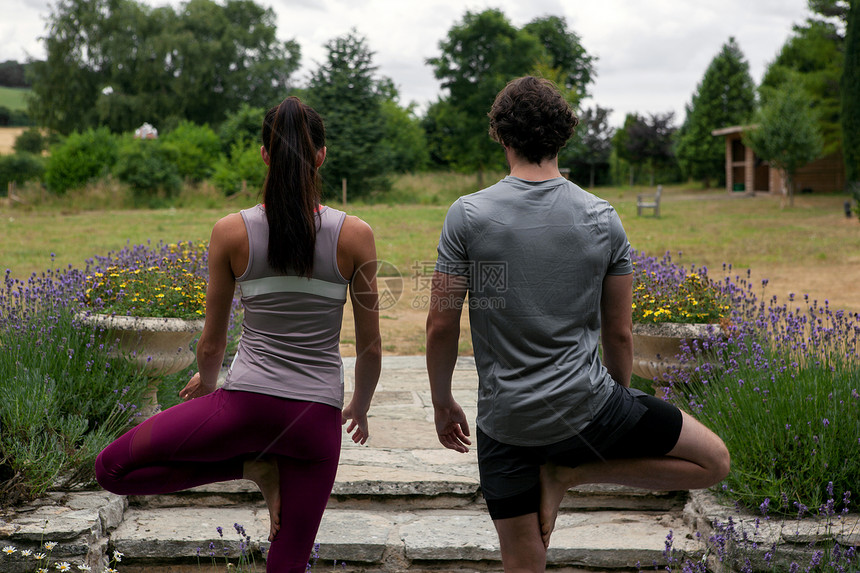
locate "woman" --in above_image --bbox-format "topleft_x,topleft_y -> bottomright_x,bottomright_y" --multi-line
96,96 -> 382,572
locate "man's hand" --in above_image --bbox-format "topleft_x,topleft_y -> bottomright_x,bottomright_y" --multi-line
434,400 -> 472,453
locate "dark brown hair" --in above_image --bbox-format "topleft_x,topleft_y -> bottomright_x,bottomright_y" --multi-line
260,96 -> 326,278
488,76 -> 578,164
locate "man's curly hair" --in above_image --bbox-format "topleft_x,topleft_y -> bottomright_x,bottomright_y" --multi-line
488,76 -> 578,164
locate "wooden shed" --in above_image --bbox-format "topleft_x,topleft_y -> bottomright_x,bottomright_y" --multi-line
711,125 -> 845,195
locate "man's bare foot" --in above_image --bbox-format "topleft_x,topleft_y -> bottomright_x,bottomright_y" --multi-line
243,456 -> 281,541
538,463 -> 572,549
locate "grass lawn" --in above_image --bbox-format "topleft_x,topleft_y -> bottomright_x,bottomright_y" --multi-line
0,86 -> 30,111
2,178 -> 858,354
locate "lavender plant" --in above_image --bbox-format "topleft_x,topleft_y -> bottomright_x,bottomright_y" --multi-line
0,263 -> 149,504
658,260 -> 860,515
653,485 -> 856,573
1,240 -> 234,504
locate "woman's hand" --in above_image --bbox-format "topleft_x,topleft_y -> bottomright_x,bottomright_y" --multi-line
179,372 -> 216,401
341,399 -> 370,445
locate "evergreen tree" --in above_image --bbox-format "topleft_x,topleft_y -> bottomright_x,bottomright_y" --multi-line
675,37 -> 755,187
305,30 -> 391,199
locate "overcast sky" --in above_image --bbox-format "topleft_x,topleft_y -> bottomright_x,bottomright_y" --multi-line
1,0 -> 813,127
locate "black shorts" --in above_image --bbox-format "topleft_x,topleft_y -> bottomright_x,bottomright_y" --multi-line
476,384 -> 683,520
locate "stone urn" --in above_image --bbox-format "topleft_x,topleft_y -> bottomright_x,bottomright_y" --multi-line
631,322 -> 718,396
78,313 -> 205,418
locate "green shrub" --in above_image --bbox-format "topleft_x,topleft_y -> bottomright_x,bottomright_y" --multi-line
0,105 -> 31,126
211,143 -> 266,196
0,153 -> 45,194
13,128 -> 45,155
44,127 -> 117,194
218,103 -> 265,155
113,136 -> 182,203
162,121 -> 221,182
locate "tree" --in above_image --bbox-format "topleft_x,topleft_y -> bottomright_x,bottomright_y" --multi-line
428,9 -> 544,181
28,0 -> 300,134
564,105 -> 614,188
0,60 -> 31,88
808,0 -> 851,23
760,19 -> 844,155
305,30 -> 391,199
745,85 -> 823,207
521,16 -> 596,103
841,0 -> 859,212
675,38 -> 756,187
380,98 -> 429,173
427,9 -> 595,183
617,112 -> 677,186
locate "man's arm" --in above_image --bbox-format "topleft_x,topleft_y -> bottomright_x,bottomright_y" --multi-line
426,271 -> 471,453
600,272 -> 634,387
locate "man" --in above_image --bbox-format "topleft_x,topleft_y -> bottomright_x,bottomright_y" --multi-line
426,76 -> 730,572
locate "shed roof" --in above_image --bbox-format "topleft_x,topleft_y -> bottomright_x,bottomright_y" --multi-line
711,124 -> 758,137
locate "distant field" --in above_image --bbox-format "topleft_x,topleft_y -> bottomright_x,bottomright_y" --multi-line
0,127 -> 26,154
0,86 -> 30,111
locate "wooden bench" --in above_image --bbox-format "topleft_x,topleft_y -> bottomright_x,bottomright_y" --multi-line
637,185 -> 662,217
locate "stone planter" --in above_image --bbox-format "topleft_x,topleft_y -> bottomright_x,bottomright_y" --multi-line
631,322 -> 718,396
78,313 -> 205,418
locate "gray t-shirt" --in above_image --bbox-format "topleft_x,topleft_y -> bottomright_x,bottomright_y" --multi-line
436,176 -> 633,446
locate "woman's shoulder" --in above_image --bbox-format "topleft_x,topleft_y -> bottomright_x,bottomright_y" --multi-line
211,211 -> 249,243
340,213 -> 374,240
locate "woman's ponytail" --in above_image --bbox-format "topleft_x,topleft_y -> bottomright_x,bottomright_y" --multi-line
260,97 -> 326,278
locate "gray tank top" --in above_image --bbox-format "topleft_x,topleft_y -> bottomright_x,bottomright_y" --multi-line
221,204 -> 349,408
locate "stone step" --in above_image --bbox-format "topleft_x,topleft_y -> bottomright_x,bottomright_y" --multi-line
128,448 -> 686,514
0,490 -> 695,573
109,505 -> 698,572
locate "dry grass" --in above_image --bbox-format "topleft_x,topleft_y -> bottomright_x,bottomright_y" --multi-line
0,127 -> 26,155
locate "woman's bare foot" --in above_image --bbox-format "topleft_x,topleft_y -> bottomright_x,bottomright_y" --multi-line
538,463 -> 574,549
243,456 -> 281,541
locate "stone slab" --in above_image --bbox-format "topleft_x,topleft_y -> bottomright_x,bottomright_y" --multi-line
111,506 -> 268,559
103,506 -> 697,570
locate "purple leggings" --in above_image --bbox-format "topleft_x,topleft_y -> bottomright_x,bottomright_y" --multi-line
95,388 -> 341,572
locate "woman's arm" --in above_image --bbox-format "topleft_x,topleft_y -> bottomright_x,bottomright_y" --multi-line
179,214 -> 244,400
339,216 -> 382,444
